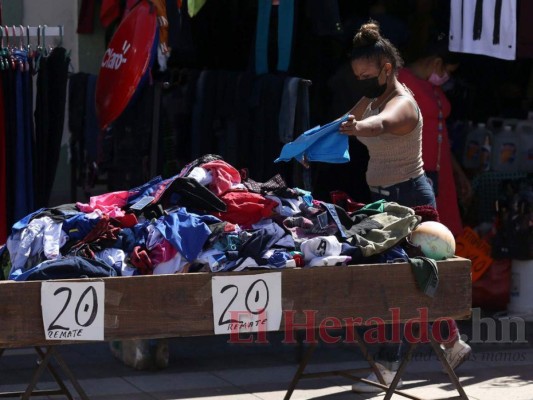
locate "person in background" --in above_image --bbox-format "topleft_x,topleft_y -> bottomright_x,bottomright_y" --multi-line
398,34 -> 472,237
339,21 -> 471,393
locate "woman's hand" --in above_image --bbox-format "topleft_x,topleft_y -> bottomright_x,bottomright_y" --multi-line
339,115 -> 357,136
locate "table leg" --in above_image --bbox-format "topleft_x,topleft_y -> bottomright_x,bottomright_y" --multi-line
284,342 -> 318,400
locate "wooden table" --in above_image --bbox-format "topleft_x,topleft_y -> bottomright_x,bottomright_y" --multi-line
0,257 -> 472,399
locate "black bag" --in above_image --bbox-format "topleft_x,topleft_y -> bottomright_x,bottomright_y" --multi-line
425,171 -> 439,196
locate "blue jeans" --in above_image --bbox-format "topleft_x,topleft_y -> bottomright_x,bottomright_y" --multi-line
367,173 -> 436,366
369,173 -> 436,208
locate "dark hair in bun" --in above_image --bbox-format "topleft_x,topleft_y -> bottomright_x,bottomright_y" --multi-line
351,20 -> 404,71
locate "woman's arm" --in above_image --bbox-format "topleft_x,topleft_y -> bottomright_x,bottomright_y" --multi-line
339,96 -> 419,137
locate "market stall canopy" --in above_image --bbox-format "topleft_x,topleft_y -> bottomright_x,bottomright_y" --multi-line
96,0 -> 157,130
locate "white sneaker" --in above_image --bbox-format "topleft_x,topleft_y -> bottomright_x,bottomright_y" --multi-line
441,338 -> 472,371
351,362 -> 403,393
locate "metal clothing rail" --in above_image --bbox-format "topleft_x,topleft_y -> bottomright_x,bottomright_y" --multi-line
0,25 -> 63,38
0,25 -> 64,49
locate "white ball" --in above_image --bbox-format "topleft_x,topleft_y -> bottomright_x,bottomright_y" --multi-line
409,221 -> 455,260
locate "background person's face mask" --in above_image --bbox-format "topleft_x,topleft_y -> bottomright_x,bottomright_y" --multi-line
428,71 -> 450,86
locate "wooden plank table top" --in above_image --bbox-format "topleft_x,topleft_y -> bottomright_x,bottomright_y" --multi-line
0,257 -> 471,349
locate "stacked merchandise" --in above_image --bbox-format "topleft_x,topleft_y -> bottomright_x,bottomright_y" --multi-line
0,154 -> 434,282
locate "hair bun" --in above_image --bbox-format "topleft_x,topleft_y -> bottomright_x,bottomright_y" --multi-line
353,20 -> 381,47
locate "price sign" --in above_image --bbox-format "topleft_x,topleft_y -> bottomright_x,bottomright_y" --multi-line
212,273 -> 282,335
41,282 -> 105,341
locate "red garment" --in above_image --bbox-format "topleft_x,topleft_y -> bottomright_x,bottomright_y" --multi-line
100,0 -> 122,27
0,75 -> 6,244
202,160 -> 242,196
398,68 -> 462,236
131,245 -> 154,275
214,191 -> 277,227
77,0 -> 96,34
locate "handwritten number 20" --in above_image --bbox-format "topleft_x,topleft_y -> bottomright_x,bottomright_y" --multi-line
218,279 -> 270,326
47,286 -> 99,331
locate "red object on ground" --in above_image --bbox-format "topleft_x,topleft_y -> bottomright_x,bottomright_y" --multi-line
96,1 -> 157,130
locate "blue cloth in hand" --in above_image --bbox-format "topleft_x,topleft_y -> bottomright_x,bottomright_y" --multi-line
275,115 -> 350,164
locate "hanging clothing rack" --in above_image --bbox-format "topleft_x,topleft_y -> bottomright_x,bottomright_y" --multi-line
0,25 -> 63,37
0,25 -> 64,47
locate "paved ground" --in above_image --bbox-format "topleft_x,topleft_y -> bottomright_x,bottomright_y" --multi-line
1,319 -> 533,400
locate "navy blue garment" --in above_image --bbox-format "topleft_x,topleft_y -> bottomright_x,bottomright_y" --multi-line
11,256 -> 117,281
127,175 -> 164,205
62,213 -> 101,243
369,174 -> 436,208
3,61 -> 17,231
111,227 -> 138,254
372,244 -> 410,264
224,222 -> 295,270
13,50 -> 35,222
34,47 -> 70,208
275,115 -> 350,164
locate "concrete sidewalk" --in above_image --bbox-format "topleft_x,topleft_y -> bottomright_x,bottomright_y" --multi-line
1,329 -> 532,400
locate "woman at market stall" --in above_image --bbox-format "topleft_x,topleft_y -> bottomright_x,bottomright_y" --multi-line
338,21 -> 435,209
339,20 -> 471,393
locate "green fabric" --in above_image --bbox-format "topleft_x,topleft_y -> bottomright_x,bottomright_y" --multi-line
355,199 -> 387,215
408,256 -> 439,297
188,0 -> 207,17
353,202 -> 421,257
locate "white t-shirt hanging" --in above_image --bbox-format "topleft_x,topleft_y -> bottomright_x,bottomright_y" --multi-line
449,0 -> 516,60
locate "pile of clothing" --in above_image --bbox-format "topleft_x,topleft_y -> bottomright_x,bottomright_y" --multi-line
0,154 -> 436,282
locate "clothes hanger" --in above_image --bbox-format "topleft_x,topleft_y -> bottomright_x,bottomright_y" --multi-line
26,25 -> 31,52
5,26 -> 16,70
58,25 -> 63,47
42,25 -> 48,56
17,25 -> 24,51
17,25 -> 29,71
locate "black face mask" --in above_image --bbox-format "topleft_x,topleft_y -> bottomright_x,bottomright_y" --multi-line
354,68 -> 387,98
